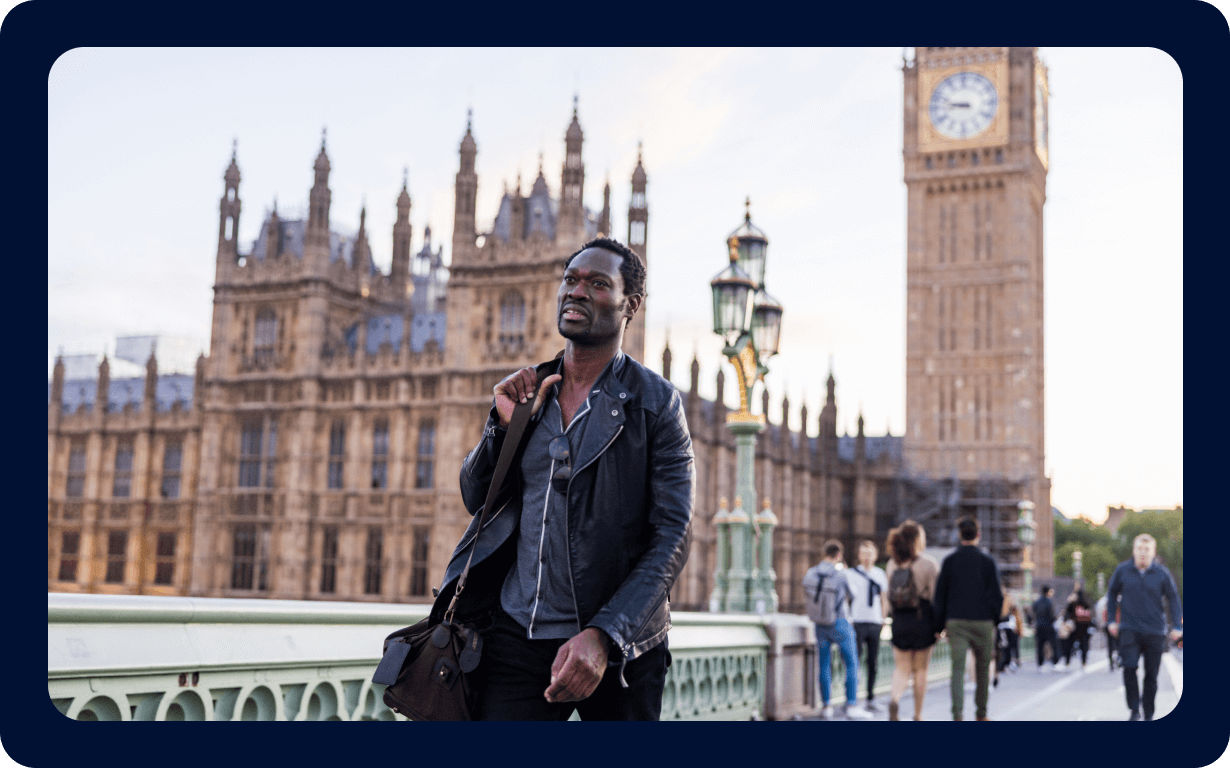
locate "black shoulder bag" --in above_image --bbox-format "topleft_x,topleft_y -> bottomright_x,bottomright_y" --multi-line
371,399 -> 533,721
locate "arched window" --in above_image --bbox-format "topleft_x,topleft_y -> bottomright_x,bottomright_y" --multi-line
254,308 -> 277,366
499,291 -> 525,348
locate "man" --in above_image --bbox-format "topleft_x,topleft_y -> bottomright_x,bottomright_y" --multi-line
437,237 -> 694,720
1105,534 -> 1183,721
933,516 -> 1003,721
802,540 -> 874,720
846,539 -> 889,711
1032,586 -> 1059,672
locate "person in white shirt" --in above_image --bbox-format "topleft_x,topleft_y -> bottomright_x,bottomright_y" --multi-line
847,540 -> 890,712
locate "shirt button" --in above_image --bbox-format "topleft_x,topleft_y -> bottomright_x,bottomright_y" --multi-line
611,410 -> 618,416
619,393 -> 626,399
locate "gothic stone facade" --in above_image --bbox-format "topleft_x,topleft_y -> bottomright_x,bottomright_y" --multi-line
46,108 -> 661,603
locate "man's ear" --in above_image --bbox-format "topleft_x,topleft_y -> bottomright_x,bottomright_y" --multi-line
624,293 -> 644,319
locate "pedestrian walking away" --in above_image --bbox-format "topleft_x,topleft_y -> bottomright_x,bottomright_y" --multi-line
803,540 -> 873,720
997,589 -> 1023,674
1062,586 -> 1094,670
932,516 -> 1004,721
847,540 -> 889,711
884,521 -> 940,721
442,238 -> 694,720
1032,586 -> 1059,672
1105,534 -> 1183,721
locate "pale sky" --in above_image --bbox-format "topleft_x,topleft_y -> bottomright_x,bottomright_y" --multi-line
47,46 -> 1184,524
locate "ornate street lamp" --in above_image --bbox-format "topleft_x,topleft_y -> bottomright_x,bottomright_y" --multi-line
708,199 -> 783,614
1072,550 -> 1083,588
1017,500 -> 1037,602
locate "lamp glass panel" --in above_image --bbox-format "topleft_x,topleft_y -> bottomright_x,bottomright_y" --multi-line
738,240 -> 767,287
752,305 -> 782,357
712,282 -> 751,335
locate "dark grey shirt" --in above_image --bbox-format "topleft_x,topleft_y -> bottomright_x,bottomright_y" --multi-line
499,382 -> 595,639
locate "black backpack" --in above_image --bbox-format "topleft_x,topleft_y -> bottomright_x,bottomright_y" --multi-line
888,562 -> 921,611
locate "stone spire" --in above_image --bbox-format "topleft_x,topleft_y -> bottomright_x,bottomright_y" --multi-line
194,353 -> 206,411
392,168 -> 413,287
661,335 -> 672,382
560,96 -> 586,238
97,355 -> 110,415
144,346 -> 158,406
217,141 -> 242,270
454,111 -> 479,262
598,175 -> 611,237
354,204 -> 370,275
306,128 -> 333,262
622,142 -> 649,362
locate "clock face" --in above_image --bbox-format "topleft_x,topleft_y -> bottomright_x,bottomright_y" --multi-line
928,72 -> 999,140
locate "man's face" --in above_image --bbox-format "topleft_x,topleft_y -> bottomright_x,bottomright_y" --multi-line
557,248 -> 638,344
1133,538 -> 1156,569
858,544 -> 876,568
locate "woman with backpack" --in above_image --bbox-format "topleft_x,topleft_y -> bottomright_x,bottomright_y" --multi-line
884,520 -> 940,721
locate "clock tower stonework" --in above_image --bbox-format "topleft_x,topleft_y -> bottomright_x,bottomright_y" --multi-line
903,47 -> 1053,579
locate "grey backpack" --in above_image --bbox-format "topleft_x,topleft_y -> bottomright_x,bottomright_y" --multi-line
803,566 -> 843,626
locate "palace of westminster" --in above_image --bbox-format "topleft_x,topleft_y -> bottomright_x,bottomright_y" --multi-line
47,48 -> 1053,613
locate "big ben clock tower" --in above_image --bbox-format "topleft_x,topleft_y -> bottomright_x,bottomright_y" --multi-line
903,47 -> 1053,580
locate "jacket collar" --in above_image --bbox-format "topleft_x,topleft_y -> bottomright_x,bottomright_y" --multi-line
536,350 -> 636,475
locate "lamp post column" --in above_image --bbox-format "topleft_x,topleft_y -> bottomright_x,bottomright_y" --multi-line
724,493 -> 752,612
709,498 -> 731,612
753,497 -> 778,614
1017,500 -> 1036,602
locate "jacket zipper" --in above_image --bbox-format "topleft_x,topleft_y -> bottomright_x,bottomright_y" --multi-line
613,591 -> 669,688
563,424 -> 624,649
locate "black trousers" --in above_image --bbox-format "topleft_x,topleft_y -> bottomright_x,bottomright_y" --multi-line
1035,626 -> 1059,666
1063,627 -> 1090,666
1119,629 -> 1166,718
853,622 -> 882,699
998,627 -> 1019,668
473,609 -> 669,720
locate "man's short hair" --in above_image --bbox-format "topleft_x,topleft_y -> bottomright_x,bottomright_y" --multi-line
956,515 -> 979,542
823,539 -> 843,559
1042,585 -> 1053,596
565,237 -> 646,298
1133,533 -> 1157,547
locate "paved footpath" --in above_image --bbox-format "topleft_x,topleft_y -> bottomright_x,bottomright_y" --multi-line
793,646 -> 1183,722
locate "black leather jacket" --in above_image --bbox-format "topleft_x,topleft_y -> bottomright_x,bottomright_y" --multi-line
431,351 -> 694,682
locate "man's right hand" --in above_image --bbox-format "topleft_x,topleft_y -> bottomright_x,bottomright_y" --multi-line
1107,622 -> 1118,638
493,367 -> 562,427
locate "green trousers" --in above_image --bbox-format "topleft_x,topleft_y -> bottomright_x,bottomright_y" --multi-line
946,619 -> 996,720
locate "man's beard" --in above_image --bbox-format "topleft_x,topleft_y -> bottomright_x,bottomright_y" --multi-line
558,305 -> 626,344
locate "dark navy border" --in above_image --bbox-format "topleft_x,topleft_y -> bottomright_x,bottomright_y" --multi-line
9,0 -> 1224,765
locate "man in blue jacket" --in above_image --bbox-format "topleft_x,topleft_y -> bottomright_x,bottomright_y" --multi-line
1105,534 -> 1183,721
442,238 -> 694,720
1031,586 -> 1059,671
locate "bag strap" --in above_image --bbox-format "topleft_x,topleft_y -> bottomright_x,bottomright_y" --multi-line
444,399 -> 534,624
849,566 -> 882,607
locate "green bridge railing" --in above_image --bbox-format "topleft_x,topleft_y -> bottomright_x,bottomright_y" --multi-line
48,593 -> 770,721
49,593 -> 1020,721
